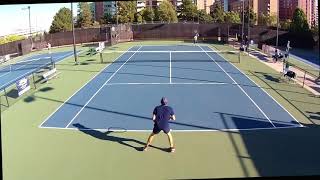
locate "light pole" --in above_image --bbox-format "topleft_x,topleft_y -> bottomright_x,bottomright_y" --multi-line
0,95 -> 2,180
276,0 -> 279,48
71,3 -> 78,65
248,0 -> 250,43
116,1 -> 118,25
22,6 -> 33,50
241,0 -> 245,42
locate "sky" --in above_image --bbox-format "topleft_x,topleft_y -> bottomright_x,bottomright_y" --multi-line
0,3 -> 78,36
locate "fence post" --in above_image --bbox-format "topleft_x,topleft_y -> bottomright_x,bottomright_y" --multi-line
100,52 -> 103,63
302,70 -> 307,87
3,88 -> 9,107
32,73 -> 37,89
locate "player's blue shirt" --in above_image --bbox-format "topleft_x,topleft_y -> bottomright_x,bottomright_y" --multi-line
153,105 -> 174,128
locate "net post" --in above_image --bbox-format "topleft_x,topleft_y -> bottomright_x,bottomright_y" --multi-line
32,73 -> 37,89
51,57 -> 55,69
100,52 -> 103,63
0,88 -> 2,180
48,43 -> 54,68
302,70 -> 306,87
3,88 -> 9,107
238,50 -> 241,63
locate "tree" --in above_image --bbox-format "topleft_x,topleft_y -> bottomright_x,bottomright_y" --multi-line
49,7 -> 72,33
179,0 -> 198,21
101,13 -> 114,24
117,1 -> 137,23
77,2 -> 93,28
280,19 -> 291,30
224,11 -> 240,40
0,35 -> 26,45
92,21 -> 100,28
243,8 -> 257,25
289,8 -> 314,48
224,11 -> 241,24
153,7 -> 160,21
142,7 -> 155,22
210,4 -> 225,23
135,12 -> 143,24
290,8 -> 310,33
258,13 -> 277,27
198,9 -> 213,23
311,25 -> 319,37
158,0 -> 178,23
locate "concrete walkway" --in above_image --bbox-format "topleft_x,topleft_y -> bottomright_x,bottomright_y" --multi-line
231,44 -> 320,96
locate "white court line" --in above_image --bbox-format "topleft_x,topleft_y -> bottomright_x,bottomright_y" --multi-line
40,124 -> 303,132
0,52 -> 74,90
169,51 -> 172,84
198,45 -> 276,128
0,57 -> 49,79
140,45 -> 184,46
212,46 -> 304,127
64,46 -> 143,128
104,82 -> 234,85
104,50 -> 239,53
38,48 -> 133,128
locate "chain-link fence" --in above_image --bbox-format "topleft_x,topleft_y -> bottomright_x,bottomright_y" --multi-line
45,27 -> 110,47
1,23 -> 289,58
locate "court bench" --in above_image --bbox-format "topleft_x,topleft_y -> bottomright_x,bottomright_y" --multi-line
88,46 -> 103,56
42,68 -> 60,82
0,54 -> 13,64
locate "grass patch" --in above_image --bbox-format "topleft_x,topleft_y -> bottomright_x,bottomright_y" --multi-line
2,41 -> 320,180
210,43 -> 320,125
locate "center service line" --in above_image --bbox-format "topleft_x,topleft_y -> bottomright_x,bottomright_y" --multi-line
65,46 -> 143,128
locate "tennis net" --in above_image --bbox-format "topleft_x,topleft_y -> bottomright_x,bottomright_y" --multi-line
0,57 -> 53,74
99,50 -> 241,64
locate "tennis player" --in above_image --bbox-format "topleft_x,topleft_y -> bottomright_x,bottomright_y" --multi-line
193,33 -> 198,44
47,43 -> 51,54
143,97 -> 176,153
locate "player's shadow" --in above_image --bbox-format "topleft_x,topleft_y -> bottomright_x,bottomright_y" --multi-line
73,123 -> 169,152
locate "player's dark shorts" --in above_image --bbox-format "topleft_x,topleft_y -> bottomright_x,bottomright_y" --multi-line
153,123 -> 170,134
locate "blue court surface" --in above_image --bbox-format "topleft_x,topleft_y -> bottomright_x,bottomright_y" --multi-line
0,51 -> 75,90
40,45 -> 303,131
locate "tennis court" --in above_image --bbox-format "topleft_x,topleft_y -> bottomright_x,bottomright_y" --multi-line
40,45 -> 302,131
0,51 -> 75,91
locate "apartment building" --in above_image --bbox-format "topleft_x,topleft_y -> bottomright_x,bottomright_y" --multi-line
211,0 -> 318,27
279,0 -> 315,27
311,0 -> 318,26
145,0 -> 183,8
94,1 -> 117,21
213,0 -> 237,11
93,0 -> 216,22
194,0 -> 215,14
137,0 -> 146,12
229,0 -> 278,17
315,3 -> 318,26
88,2 -> 95,20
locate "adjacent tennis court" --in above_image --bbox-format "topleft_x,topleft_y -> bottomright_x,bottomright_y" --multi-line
40,45 -> 303,131
0,51 -> 75,91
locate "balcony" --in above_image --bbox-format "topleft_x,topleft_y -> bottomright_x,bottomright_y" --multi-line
137,2 -> 146,8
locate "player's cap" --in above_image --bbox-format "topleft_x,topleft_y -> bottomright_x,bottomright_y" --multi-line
161,97 -> 168,105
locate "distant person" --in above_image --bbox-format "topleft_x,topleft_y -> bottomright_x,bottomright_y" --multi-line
47,43 -> 51,54
193,33 -> 199,44
273,49 -> 279,62
283,61 -> 290,74
240,43 -> 245,51
244,36 -> 249,51
47,42 -> 54,67
143,97 -> 176,153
